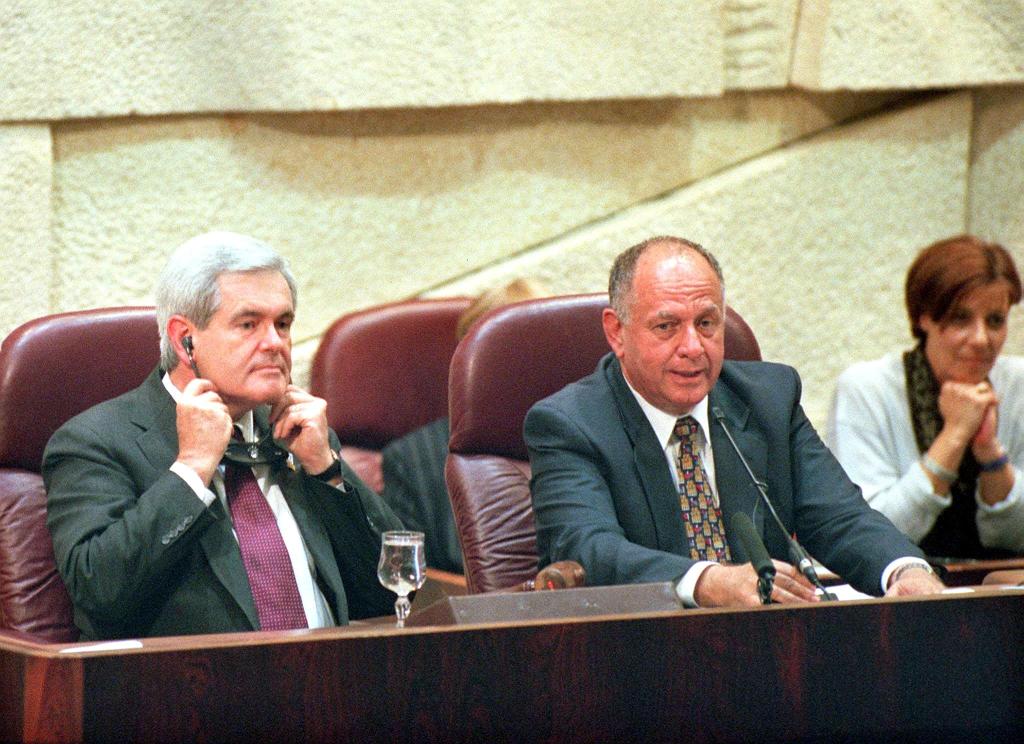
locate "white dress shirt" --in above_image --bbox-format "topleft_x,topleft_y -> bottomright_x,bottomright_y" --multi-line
162,374 -> 334,628
622,381 -> 720,606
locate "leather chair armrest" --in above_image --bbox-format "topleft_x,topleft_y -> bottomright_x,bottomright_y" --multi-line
425,567 -> 468,594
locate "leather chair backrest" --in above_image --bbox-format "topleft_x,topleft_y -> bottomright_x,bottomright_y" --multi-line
0,307 -> 159,642
310,298 -> 471,492
446,293 -> 761,593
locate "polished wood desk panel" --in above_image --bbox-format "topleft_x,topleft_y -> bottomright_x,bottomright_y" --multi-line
3,588 -> 1023,743
815,557 -> 1024,589
940,557 -> 1024,586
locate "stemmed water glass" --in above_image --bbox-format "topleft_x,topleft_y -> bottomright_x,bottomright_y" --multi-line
377,530 -> 426,627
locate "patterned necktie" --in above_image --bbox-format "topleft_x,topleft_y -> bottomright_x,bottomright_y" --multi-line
674,416 -> 731,562
223,429 -> 308,630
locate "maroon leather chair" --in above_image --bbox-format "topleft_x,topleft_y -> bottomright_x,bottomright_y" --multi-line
310,298 -> 472,494
0,307 -> 159,642
446,293 -> 761,594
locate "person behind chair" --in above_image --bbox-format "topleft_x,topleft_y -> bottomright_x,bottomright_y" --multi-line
44,232 -> 403,640
828,235 -> 1024,559
525,236 -> 945,607
380,279 -> 547,573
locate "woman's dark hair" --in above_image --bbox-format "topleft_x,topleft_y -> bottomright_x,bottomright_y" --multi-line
905,234 -> 1022,341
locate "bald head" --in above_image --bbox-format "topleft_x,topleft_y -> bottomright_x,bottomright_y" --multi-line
602,236 -> 726,415
608,236 -> 724,323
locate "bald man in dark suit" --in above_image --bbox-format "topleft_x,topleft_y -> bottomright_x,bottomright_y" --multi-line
526,237 -> 945,607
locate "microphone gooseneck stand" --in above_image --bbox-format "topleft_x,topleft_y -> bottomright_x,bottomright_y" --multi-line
712,407 -> 837,601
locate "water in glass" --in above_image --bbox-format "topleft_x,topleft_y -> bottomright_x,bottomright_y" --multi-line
377,531 -> 426,627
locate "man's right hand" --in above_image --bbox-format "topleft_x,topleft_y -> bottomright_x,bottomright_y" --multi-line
884,566 -> 945,597
693,561 -> 819,607
175,378 -> 233,485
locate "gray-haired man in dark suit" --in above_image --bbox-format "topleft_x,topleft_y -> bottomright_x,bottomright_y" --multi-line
45,232 -> 402,639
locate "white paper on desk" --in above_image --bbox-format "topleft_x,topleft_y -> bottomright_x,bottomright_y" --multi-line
59,639 -> 143,653
822,584 -> 873,601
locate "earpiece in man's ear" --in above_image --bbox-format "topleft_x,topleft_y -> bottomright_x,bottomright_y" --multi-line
182,335 -> 201,377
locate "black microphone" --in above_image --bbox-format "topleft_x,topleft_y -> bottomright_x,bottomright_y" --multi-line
731,512 -> 775,605
712,406 -> 837,601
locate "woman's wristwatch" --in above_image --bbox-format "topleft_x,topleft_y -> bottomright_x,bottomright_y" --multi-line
978,451 -> 1010,473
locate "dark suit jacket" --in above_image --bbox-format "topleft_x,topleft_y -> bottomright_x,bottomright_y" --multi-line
43,368 -> 403,640
380,417 -> 463,573
525,354 -> 926,596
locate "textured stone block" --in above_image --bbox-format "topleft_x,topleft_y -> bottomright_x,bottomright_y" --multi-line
1,0 -> 721,120
0,125 -> 52,340
792,0 -> 1024,90
969,85 -> 1024,357
47,90 -> 887,347
970,87 -> 1024,250
432,94 -> 976,429
724,0 -> 801,89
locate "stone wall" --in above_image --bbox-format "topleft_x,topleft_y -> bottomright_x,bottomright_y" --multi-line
2,1 -> 1023,429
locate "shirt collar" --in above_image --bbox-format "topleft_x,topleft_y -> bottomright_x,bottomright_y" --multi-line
622,376 -> 711,449
161,372 -> 255,440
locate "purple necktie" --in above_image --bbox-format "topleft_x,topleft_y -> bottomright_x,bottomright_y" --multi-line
224,430 -> 307,630
674,416 -> 731,562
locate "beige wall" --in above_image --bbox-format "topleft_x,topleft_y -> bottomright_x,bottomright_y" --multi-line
2,1 -> 1024,430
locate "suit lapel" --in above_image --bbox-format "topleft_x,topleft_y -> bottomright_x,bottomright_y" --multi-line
709,381 -> 768,560
276,468 -> 347,615
131,370 -> 183,474
131,370 -> 260,629
198,502 -> 260,628
605,358 -> 688,555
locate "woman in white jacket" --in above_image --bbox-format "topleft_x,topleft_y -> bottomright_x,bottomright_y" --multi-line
828,235 -> 1024,559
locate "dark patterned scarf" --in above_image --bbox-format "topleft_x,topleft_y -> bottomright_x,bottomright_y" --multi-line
903,344 -> 1010,559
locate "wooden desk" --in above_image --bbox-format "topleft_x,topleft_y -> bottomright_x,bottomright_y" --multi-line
815,557 -> 1024,588
937,557 -> 1024,587
3,587 -> 1023,743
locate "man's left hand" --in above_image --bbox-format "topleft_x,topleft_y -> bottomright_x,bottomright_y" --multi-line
270,385 -> 336,474
885,567 -> 945,597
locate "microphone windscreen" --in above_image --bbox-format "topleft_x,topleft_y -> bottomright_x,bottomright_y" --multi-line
731,512 -> 775,578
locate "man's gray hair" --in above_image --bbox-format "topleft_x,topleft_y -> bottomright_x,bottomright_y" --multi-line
608,236 -> 725,322
156,231 -> 298,370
